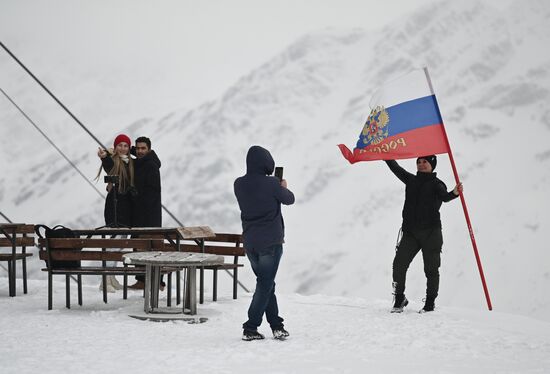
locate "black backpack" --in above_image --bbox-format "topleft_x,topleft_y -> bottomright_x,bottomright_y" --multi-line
35,224 -> 81,268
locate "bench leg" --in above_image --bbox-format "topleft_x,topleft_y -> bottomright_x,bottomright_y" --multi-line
102,274 -> 107,304
176,270 -> 181,305
123,270 -> 128,300
167,272 -> 172,307
78,275 -> 83,306
48,272 -> 53,310
233,268 -> 238,299
123,267 -> 128,300
7,260 -> 14,297
22,256 -> 28,294
65,274 -> 71,309
199,267 -> 204,304
213,269 -> 218,302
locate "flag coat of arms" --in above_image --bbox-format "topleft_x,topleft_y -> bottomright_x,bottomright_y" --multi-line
338,68 -> 450,163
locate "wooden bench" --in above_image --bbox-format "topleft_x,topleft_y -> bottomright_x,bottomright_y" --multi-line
0,223 -> 34,296
177,233 -> 246,303
37,230 -> 246,309
37,237 -> 173,310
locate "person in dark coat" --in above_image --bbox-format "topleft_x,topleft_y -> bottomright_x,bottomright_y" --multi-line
386,155 -> 462,313
128,136 -> 163,290
234,145 -> 295,341
131,136 -> 162,228
96,133 -> 135,292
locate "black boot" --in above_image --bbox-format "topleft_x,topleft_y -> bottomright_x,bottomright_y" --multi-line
272,328 -> 290,340
419,295 -> 436,313
391,294 -> 408,313
242,330 -> 265,341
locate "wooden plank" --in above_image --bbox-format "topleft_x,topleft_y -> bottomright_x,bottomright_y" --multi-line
39,250 -> 132,262
202,264 -> 243,269
71,227 -> 182,237
38,238 -> 165,250
0,224 -> 35,233
45,267 -> 147,275
180,244 -> 245,256
207,233 -> 242,243
0,237 -> 36,247
177,226 -> 216,239
0,253 -> 33,260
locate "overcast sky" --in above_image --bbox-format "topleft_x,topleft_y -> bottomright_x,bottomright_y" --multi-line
2,0 -> 518,133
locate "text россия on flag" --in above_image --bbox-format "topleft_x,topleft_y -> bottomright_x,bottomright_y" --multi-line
338,68 -> 450,164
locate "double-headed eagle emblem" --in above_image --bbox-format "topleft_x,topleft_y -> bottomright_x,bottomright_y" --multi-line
361,106 -> 389,146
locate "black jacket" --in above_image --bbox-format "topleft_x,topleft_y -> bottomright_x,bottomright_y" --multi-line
386,160 -> 457,231
234,146 -> 295,251
101,157 -> 133,227
132,150 -> 162,227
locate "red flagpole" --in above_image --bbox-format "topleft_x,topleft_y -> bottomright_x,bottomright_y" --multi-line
424,67 -> 493,311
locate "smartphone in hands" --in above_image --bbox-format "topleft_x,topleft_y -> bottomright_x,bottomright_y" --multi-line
274,166 -> 283,181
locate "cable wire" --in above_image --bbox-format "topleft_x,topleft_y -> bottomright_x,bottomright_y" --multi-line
0,86 -> 105,199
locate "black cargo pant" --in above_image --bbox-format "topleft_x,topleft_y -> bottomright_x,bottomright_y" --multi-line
392,227 -> 442,298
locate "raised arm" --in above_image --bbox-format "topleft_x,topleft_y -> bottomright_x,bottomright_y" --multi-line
385,160 -> 413,185
276,179 -> 295,205
101,156 -> 114,174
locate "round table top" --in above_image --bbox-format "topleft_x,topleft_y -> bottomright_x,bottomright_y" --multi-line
123,251 -> 224,266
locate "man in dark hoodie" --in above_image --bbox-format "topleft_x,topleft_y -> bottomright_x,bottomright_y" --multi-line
128,136 -> 163,290
386,155 -> 462,313
234,145 -> 295,341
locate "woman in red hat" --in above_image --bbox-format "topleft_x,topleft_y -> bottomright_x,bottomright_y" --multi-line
96,134 -> 135,292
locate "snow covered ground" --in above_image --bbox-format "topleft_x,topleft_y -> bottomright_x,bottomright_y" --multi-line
1,277 -> 549,374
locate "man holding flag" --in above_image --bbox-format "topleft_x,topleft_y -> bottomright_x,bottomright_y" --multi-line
386,156 -> 462,313
339,67 -> 491,313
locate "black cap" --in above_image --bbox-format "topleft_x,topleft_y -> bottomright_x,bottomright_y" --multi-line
417,155 -> 437,171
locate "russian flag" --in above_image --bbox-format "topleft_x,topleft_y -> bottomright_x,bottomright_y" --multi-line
338,68 -> 450,164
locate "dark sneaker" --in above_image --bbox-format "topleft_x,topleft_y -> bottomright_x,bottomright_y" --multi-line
419,296 -> 436,313
391,294 -> 408,313
272,328 -> 290,340
242,330 -> 265,341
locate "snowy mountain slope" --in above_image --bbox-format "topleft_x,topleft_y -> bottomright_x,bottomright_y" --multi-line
1,0 -> 549,321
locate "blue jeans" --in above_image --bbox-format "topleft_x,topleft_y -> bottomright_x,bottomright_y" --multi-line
243,244 -> 284,332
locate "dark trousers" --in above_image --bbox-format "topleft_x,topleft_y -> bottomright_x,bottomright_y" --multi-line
243,244 -> 284,332
392,227 -> 443,298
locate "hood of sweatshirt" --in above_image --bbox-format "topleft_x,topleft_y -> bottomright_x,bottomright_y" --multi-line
246,145 -> 274,176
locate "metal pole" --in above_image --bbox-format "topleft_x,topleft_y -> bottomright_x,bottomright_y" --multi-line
424,67 -> 493,311
0,211 -> 13,223
0,40 -> 106,148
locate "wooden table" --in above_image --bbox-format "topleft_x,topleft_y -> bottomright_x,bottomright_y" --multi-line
72,226 -> 216,306
123,251 -> 224,316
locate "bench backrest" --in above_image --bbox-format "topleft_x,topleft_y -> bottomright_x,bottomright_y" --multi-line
178,233 -> 245,258
0,224 -> 35,249
36,232 -> 244,264
37,237 -> 166,264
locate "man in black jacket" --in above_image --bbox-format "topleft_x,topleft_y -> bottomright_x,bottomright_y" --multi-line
234,145 -> 295,341
128,136 -> 163,290
386,155 -> 462,313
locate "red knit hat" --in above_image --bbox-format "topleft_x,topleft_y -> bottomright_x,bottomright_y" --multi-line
114,134 -> 131,148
